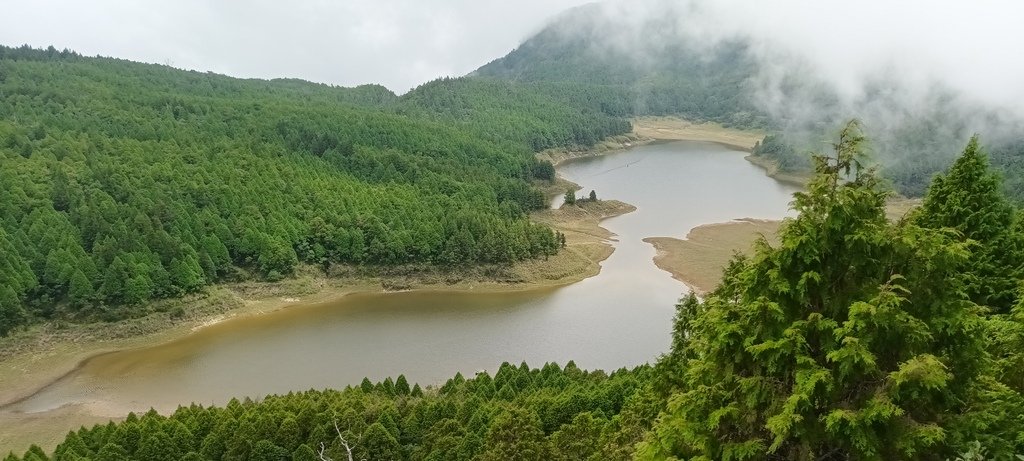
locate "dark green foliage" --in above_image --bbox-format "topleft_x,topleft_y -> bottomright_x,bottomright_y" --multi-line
989,291 -> 1024,395
395,374 -> 411,396
249,440 -> 288,461
562,189 -> 576,206
290,444 -> 317,461
752,134 -> 806,171
639,122 -> 1000,460
358,422 -> 402,460
915,136 -> 1024,313
32,364 -> 649,461
399,77 -> 632,152
477,407 -> 550,461
0,45 -> 579,334
548,412 -> 605,461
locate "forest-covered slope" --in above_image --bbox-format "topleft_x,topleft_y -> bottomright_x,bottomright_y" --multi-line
12,124 -> 1024,460
0,45 -> 639,335
5,363 -> 654,461
473,3 -> 766,129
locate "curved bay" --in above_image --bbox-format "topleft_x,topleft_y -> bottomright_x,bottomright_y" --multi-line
13,141 -> 798,415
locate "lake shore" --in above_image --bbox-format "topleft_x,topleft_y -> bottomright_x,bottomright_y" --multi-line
0,117 -> 763,453
645,219 -> 782,294
1,116 -> 768,408
744,154 -> 813,188
0,198 -> 635,403
0,198 -> 634,454
643,197 -> 922,294
631,116 -> 765,151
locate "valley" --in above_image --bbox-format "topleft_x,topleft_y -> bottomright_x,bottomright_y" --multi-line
2,2 -> 1023,459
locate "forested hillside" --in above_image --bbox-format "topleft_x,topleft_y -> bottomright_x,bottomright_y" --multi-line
399,78 -> 631,152
0,45 -> 638,335
473,3 -> 766,129
15,124 -> 1024,460
4,363 -> 654,461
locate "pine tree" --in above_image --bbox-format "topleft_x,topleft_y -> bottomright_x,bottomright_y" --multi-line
291,444 -> 318,461
360,377 -> 374,394
67,269 -> 94,307
549,412 -> 605,461
395,374 -> 411,396
276,417 -> 302,452
478,407 -> 550,461
915,135 -> 1024,313
0,285 -> 27,336
638,121 -> 992,460
358,422 -> 402,461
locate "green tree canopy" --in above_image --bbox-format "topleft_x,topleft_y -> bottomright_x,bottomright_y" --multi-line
915,135 -> 1024,313
639,122 -> 995,460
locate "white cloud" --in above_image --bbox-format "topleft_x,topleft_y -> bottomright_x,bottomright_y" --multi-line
0,0 -> 591,93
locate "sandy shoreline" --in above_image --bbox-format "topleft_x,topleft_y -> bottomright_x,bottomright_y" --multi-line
645,219 -> 782,294
0,198 -> 635,454
0,200 -> 636,405
632,116 -> 765,151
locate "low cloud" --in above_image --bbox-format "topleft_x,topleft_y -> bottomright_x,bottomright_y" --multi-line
0,0 -> 591,93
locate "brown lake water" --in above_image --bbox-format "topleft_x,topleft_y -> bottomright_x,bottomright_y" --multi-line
9,141 -> 798,415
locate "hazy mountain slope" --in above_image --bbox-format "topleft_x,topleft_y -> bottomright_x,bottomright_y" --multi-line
475,3 -> 1024,201
473,3 -> 767,129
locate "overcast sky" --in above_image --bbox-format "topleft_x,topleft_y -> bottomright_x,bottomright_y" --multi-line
3,0 -> 1023,112
0,0 -> 591,93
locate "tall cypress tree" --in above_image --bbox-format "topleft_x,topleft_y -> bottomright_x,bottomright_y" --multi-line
638,122 -> 992,460
915,135 -> 1024,313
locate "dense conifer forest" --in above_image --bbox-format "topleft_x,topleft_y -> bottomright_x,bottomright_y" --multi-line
4,4 -> 1024,457
4,363 -> 654,461
10,121 -> 1024,460
0,45 -> 636,335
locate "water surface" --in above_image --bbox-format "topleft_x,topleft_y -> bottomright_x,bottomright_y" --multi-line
12,141 -> 798,414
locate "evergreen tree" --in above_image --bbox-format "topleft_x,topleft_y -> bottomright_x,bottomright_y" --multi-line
915,135 -> 1024,313
478,407 -> 550,461
549,412 -> 605,461
93,443 -> 129,461
563,189 -> 576,205
358,422 -> 402,461
638,122 -> 992,460
395,374 -> 411,396
276,417 -> 302,452
0,285 -> 27,336
67,270 -> 94,307
250,439 -> 289,461
291,444 -> 318,461
134,432 -> 179,461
